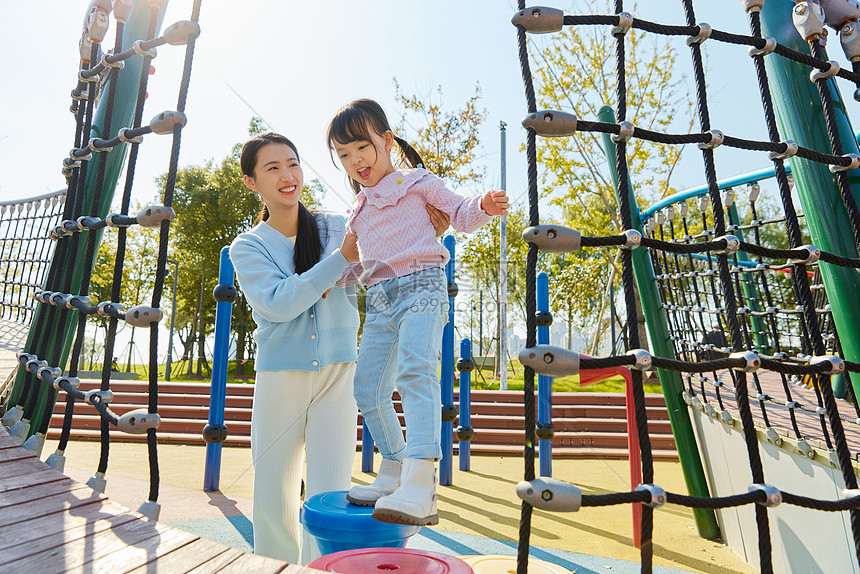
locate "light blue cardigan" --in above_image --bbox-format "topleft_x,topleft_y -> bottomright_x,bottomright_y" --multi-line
229,213 -> 359,372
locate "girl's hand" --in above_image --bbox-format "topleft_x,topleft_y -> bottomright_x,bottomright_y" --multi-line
341,230 -> 360,263
426,204 -> 451,237
481,190 -> 509,216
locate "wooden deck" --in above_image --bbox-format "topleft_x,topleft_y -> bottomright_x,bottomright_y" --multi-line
0,426 -> 321,574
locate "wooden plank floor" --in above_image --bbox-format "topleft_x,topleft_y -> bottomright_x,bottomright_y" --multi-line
0,426 -> 321,574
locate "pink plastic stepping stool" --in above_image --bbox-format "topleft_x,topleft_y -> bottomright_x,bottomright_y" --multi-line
308,547 -> 474,573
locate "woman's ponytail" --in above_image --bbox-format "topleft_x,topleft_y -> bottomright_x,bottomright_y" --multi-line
293,202 -> 324,274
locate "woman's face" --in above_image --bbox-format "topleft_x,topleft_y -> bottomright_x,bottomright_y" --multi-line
244,143 -> 303,211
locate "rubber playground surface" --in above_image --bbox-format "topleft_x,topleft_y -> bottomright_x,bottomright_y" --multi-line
42,438 -> 756,574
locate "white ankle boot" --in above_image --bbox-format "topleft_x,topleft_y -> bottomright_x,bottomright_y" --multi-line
346,457 -> 402,506
372,458 -> 438,526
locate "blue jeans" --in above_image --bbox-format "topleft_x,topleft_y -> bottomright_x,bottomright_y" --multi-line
354,267 -> 448,461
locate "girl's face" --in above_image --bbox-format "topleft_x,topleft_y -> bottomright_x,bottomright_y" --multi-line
334,128 -> 396,188
244,143 -> 303,212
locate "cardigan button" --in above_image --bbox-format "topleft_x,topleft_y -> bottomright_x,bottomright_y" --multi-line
311,334 -> 317,340
312,360 -> 319,367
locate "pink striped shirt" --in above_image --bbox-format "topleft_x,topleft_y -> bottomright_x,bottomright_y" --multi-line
340,168 -> 492,287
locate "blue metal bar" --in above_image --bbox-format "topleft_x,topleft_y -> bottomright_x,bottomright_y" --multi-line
440,235 -> 456,486
640,166 -> 788,223
204,247 -> 234,492
361,420 -> 374,473
537,271 -> 552,477
458,338 -> 472,472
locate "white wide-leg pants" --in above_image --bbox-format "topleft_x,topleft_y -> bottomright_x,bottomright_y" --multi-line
251,362 -> 357,564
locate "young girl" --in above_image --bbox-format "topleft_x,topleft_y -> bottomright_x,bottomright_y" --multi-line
327,99 -> 508,526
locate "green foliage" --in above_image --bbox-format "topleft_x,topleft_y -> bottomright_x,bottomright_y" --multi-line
394,79 -> 487,189
460,207 -> 532,328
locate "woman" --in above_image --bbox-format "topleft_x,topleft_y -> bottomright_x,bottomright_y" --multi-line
230,132 -> 449,564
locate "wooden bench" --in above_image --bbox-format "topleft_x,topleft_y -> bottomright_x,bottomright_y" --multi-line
0,426 -> 322,573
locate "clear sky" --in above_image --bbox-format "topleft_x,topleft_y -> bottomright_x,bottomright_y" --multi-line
5,1 -> 860,360
6,0 -> 860,212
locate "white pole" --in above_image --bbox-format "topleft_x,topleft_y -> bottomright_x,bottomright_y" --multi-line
499,121 -> 508,391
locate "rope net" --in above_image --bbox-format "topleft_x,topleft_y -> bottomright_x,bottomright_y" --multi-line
515,2 -> 860,573
0,0 -> 201,519
0,191 -> 66,327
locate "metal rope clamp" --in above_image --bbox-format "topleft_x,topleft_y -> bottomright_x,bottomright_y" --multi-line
53,376 -> 81,391
105,213 -> 133,228
635,484 -> 667,508
620,229 -> 642,250
25,359 -> 47,374
720,410 -> 735,426
741,0 -> 765,14
686,22 -> 712,46
768,140 -> 798,161
713,234 -> 740,255
810,354 -> 845,375
85,390 -> 114,405
788,244 -> 820,265
521,110 -> 577,137
132,40 -> 157,59
516,477 -> 582,512
721,187 -> 735,208
792,2 -> 826,41
101,53 -> 125,71
89,139 -> 113,153
730,351 -> 761,372
749,483 -> 782,507
522,224 -> 581,253
611,12 -> 633,36
611,120 -> 635,143
518,345 -> 580,377
97,301 -> 124,318
829,153 -> 860,173
37,366 -> 62,382
626,349 -> 652,371
70,148 -> 93,163
697,130 -> 723,150
747,181 -> 761,202
511,6 -> 564,34
796,437 -> 816,459
118,128 -> 144,145
810,60 -> 841,82
66,295 -> 92,310
749,36 -> 777,57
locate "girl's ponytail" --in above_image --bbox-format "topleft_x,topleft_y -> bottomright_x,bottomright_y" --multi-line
393,135 -> 424,170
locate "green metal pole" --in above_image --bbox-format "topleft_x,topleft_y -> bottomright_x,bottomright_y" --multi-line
761,0 -> 860,400
10,0 -> 169,435
599,105 -> 720,540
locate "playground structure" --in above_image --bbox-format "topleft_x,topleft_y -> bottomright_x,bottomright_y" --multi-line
8,0 -> 860,573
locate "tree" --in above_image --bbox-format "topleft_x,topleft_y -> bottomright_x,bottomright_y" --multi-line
394,80 -> 487,189
529,1 -> 694,350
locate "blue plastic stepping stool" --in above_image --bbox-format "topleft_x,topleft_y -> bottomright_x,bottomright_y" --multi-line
301,490 -> 421,555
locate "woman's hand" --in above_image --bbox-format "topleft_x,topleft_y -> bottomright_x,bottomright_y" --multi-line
480,190 -> 509,216
340,230 -> 360,263
426,204 -> 451,237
